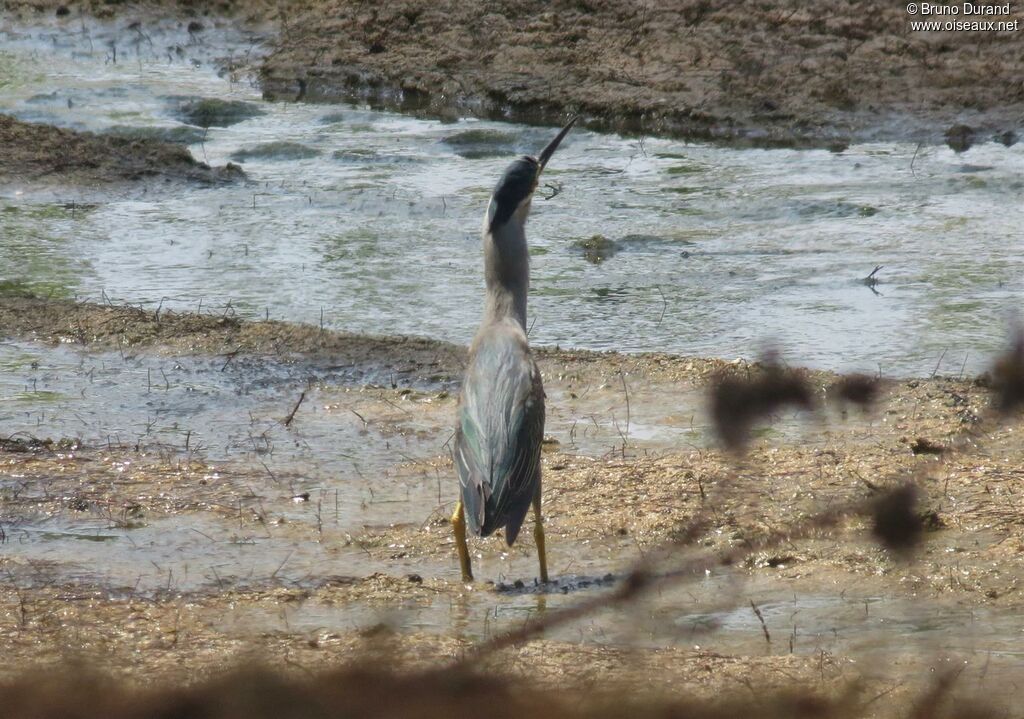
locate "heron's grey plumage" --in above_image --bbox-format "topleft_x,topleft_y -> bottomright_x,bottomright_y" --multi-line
452,117 -> 575,575
454,318 -> 544,543
454,162 -> 545,545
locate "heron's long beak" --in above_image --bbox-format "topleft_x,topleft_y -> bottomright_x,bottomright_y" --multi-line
537,116 -> 578,172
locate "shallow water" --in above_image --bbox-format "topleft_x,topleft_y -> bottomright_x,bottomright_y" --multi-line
3,18 -> 1024,377
0,337 -> 723,594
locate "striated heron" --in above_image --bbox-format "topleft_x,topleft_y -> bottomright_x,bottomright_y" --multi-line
451,118 -> 577,583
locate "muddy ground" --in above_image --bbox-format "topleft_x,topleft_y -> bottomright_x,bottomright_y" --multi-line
5,0 -> 1023,147
257,0 -> 1024,147
2,295 -> 1023,715
3,2 -> 1024,714
0,115 -> 244,191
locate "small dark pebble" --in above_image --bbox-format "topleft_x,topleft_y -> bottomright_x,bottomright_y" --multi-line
55,5 -> 69,16
995,130 -> 1017,147
910,437 -> 946,455
945,124 -> 975,153
513,579 -> 524,589
187,21 -> 204,33
406,573 -> 423,584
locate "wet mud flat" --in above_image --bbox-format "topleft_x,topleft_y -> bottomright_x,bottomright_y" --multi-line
258,0 -> 1024,147
0,115 -> 244,192
5,0 -> 1024,147
3,296 -> 1024,714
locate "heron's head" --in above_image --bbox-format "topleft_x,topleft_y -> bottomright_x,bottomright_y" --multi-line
486,116 -> 577,233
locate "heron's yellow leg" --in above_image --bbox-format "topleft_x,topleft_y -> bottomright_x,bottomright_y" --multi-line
451,500 -> 473,582
532,489 -> 549,583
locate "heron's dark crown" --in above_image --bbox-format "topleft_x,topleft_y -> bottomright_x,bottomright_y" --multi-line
489,155 -> 539,231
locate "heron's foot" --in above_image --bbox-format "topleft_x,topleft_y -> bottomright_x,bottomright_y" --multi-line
451,500 -> 474,582
533,500 -> 549,584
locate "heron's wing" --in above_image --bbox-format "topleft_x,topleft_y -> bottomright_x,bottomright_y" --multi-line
454,325 -> 544,545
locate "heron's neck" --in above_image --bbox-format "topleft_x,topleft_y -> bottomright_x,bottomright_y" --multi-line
483,220 -> 529,329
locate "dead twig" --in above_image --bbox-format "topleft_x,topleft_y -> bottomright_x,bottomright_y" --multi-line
221,345 -> 243,371
283,391 -> 307,427
750,600 -> 771,647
